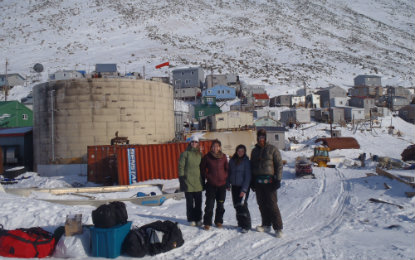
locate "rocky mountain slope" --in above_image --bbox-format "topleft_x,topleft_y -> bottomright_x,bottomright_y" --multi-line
0,0 -> 414,91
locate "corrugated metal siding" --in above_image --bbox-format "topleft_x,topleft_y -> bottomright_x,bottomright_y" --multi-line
116,141 -> 212,185
88,141 -> 213,185
87,145 -> 117,184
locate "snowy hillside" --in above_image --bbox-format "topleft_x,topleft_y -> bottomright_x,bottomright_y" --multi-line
1,0 -> 414,92
1,115 -> 414,259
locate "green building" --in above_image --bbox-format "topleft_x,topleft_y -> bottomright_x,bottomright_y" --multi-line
0,101 -> 33,128
194,96 -> 222,120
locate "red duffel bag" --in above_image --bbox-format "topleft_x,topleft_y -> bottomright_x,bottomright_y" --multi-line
0,225 -> 55,258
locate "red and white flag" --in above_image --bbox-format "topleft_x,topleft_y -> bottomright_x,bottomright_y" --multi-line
155,62 -> 169,69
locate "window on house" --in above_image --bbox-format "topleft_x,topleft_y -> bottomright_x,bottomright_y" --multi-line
22,114 -> 28,120
185,79 -> 191,84
208,90 -> 212,94
182,90 -> 185,93
181,72 -> 184,75
191,71 -> 194,75
199,111 -> 204,116
275,134 -> 279,140
218,117 -> 224,121
271,112 -> 275,116
175,80 -> 181,85
227,90 -> 230,94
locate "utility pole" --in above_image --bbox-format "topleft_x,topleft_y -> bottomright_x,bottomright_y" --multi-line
329,100 -> 333,137
4,59 -> 9,101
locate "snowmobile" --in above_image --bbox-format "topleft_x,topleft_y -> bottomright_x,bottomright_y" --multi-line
295,157 -> 315,179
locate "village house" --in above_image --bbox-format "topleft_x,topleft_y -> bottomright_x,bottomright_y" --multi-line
349,97 -> 376,119
253,93 -> 270,107
398,104 -> 415,124
270,95 -> 292,107
193,96 -> 221,129
0,126 -> 33,171
292,96 -> 306,107
386,86 -> 412,102
95,64 -> 118,77
172,67 -> 204,89
240,84 -> 266,98
316,85 -> 347,108
313,107 -> 345,124
348,85 -> 383,98
205,74 -> 238,88
207,111 -> 253,131
253,108 -> 279,121
343,107 -> 365,122
329,107 -> 346,124
175,87 -> 201,101
0,101 -> 33,128
354,75 -> 382,87
0,73 -> 25,89
389,96 -> 411,111
229,103 -> 254,112
280,108 -> 311,125
202,85 -> 236,100
175,110 -> 191,134
49,70 -> 85,81
256,126 -> 287,150
254,117 -> 283,127
330,97 -> 349,107
305,93 -> 321,108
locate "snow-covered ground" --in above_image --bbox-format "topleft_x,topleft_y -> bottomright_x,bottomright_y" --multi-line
1,115 -> 414,260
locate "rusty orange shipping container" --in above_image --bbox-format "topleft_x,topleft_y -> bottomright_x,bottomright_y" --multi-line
87,145 -> 118,184
117,140 -> 213,185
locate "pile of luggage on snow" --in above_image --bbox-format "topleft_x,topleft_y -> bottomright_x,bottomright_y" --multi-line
0,201 -> 184,258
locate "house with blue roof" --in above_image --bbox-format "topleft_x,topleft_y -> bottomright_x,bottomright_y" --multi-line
202,85 -> 236,100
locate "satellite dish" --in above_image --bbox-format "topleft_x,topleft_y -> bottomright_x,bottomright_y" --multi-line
33,63 -> 44,73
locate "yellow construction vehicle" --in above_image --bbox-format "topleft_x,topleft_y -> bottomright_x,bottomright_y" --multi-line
311,146 -> 331,167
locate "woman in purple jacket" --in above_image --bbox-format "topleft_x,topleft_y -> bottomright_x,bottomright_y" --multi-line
227,144 -> 252,233
200,139 -> 228,231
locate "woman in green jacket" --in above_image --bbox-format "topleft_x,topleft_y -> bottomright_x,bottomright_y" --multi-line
178,136 -> 204,226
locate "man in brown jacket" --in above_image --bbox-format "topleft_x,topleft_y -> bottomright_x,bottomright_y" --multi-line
250,129 -> 283,238
200,139 -> 228,230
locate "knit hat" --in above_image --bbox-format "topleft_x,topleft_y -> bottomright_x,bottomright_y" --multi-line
189,136 -> 199,142
257,129 -> 267,142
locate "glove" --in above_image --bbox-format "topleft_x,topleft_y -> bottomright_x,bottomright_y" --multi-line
179,177 -> 187,192
273,180 -> 281,190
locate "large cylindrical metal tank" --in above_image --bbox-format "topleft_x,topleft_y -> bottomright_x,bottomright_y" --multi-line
33,78 -> 174,167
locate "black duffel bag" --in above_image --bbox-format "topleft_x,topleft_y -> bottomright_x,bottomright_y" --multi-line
92,201 -> 128,228
122,228 -> 149,258
122,220 -> 184,257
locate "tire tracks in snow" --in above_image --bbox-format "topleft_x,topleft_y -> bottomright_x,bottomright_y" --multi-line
252,167 -> 353,260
